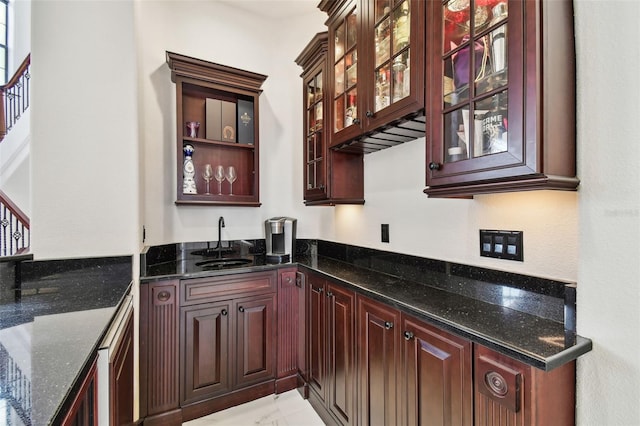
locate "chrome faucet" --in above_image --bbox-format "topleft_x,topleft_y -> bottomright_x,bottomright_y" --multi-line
216,216 -> 225,258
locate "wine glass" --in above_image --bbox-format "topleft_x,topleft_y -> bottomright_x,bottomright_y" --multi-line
214,165 -> 225,195
202,164 -> 213,195
225,166 -> 237,195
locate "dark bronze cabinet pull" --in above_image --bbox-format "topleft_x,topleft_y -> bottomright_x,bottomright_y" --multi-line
157,291 -> 170,302
326,291 -> 333,298
365,110 -> 374,118
384,321 -> 394,330
221,309 -> 228,316
403,331 -> 414,340
238,306 -> 245,313
429,162 -> 441,171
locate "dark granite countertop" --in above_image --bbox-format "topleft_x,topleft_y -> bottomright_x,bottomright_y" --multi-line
0,256 -> 132,426
140,239 -> 592,372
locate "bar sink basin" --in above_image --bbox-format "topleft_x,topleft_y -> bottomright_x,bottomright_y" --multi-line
191,248 -> 234,257
195,258 -> 253,269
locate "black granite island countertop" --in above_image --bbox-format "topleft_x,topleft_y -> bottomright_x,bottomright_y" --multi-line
0,255 -> 132,426
140,239 -> 592,372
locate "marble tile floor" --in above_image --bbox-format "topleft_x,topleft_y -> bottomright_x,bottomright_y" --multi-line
182,390 -> 326,425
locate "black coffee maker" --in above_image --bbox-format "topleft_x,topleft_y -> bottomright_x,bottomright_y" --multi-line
264,217 -> 297,263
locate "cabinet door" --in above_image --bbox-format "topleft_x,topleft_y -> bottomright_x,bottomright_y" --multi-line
474,344 -> 576,426
181,302 -> 232,404
357,295 -> 401,426
234,294 -> 276,388
426,0 -> 524,181
326,283 -> 356,425
328,0 -> 364,147
401,315 -> 472,426
308,276 -> 327,400
303,61 -> 329,202
364,0 -> 425,130
140,281 -> 180,417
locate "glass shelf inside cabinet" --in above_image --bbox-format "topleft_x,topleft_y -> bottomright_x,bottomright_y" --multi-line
442,0 -> 509,164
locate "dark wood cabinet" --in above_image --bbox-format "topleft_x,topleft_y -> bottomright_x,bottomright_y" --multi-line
319,0 -> 426,153
357,295 -> 401,426
234,294 -> 276,388
61,360 -> 98,426
139,280 -> 181,424
400,314 -> 472,426
276,268 -> 302,393
140,271 -> 279,424
296,32 -> 365,206
181,302 -> 232,404
166,52 -> 267,206
474,344 -> 575,426
424,0 -> 578,197
307,272 -> 357,425
109,304 -> 134,426
297,273 -> 576,426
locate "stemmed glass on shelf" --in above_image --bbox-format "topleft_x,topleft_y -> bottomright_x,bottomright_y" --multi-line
225,166 -> 237,195
214,165 -> 225,195
202,164 -> 213,195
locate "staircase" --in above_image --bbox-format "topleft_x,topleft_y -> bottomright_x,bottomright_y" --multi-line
0,55 -> 30,257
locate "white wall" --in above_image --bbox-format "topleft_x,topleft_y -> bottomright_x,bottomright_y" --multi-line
136,0 -> 331,247
333,138 -> 579,280
31,0 -> 139,259
574,1 -> 640,424
26,0 -> 640,424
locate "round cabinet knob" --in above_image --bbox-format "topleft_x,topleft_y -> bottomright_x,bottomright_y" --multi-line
384,321 -> 394,330
157,291 -> 170,302
353,118 -> 361,125
238,306 -> 245,313
429,162 -> 441,171
485,371 -> 509,397
221,309 -> 228,316
403,331 -> 414,340
326,291 -> 333,298
365,110 -> 374,118
285,276 -> 293,284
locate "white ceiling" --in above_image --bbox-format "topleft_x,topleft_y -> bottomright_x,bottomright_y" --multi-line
218,0 -> 319,19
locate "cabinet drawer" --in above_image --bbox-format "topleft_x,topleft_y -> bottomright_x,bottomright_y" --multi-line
181,271 -> 277,305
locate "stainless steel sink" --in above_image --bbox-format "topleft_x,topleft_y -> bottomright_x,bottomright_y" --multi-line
195,258 -> 253,269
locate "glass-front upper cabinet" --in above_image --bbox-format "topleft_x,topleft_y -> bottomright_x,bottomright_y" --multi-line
305,66 -> 327,200
321,0 -> 425,149
426,0 -> 579,197
296,31 -> 365,205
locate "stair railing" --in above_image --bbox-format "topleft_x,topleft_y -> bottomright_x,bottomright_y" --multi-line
0,189 -> 29,256
0,54 -> 30,142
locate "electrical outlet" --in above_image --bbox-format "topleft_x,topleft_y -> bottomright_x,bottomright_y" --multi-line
479,230 -> 523,261
381,224 -> 390,243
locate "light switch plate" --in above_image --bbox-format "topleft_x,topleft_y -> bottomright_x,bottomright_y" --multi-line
479,230 -> 523,261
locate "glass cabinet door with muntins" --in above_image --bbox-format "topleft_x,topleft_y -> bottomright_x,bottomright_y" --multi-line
373,0 -> 411,113
441,0 -> 510,163
333,1 -> 360,141
305,67 -> 327,200
426,0 -> 526,186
